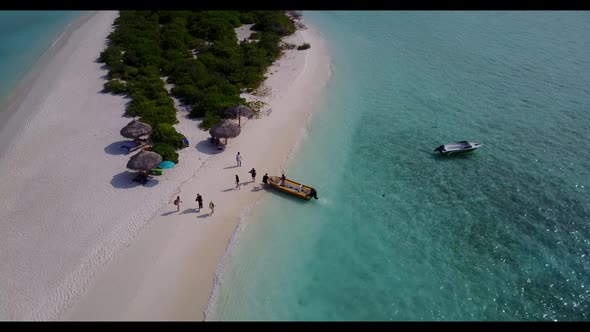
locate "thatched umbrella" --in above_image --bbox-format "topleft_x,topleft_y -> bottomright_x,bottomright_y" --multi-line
120,120 -> 152,140
127,150 -> 162,172
224,105 -> 254,127
209,120 -> 241,144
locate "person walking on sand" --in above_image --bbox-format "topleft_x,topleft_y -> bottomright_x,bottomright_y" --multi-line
262,173 -> 269,185
209,201 -> 215,215
236,152 -> 242,167
249,168 -> 257,182
196,193 -> 203,212
235,174 -> 240,189
173,196 -> 182,212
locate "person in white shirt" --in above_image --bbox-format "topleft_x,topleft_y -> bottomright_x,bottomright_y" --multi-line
236,152 -> 242,167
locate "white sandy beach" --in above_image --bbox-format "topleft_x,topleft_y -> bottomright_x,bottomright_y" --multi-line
0,11 -> 330,321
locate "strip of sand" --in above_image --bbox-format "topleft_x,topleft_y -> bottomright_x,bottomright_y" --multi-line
66,22 -> 331,320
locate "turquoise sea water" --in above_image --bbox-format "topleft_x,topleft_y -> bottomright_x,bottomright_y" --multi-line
0,11 -> 83,104
211,11 -> 590,321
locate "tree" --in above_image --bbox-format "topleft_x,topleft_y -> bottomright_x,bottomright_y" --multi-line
151,123 -> 186,148
103,79 -> 127,94
150,143 -> 179,164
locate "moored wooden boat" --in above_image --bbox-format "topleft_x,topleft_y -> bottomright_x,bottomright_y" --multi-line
268,176 -> 318,200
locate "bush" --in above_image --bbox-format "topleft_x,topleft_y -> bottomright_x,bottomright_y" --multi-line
190,89 -> 243,118
99,45 -> 124,65
286,11 -> 303,20
249,32 -> 260,40
297,42 -> 311,50
103,79 -> 127,94
239,12 -> 256,24
150,143 -> 179,164
151,123 -> 186,149
199,111 -> 221,130
251,12 -> 295,37
258,32 -> 282,60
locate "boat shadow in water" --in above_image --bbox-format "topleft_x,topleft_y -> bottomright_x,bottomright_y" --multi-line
266,187 -> 315,205
430,151 -> 479,162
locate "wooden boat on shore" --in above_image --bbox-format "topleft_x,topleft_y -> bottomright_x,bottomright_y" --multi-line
268,176 -> 318,201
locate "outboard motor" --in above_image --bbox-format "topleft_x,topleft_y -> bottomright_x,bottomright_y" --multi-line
310,188 -> 318,199
434,145 -> 444,153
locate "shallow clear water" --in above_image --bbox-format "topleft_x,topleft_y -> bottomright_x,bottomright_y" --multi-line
211,11 -> 590,321
0,11 -> 83,103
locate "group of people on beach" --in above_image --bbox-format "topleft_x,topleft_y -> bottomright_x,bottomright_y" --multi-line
172,151 -> 271,217
173,194 -> 215,215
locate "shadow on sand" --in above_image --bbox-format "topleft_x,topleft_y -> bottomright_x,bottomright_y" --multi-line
250,184 -> 267,192
195,139 -> 224,155
223,165 -> 239,169
143,178 -> 160,187
197,213 -> 210,218
104,140 -> 132,156
111,171 -> 141,189
161,210 -> 177,216
181,208 -> 199,215
111,171 -> 159,189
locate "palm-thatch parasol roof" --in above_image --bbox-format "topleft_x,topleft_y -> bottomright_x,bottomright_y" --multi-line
120,120 -> 152,139
224,105 -> 254,119
127,150 -> 162,172
209,120 -> 241,139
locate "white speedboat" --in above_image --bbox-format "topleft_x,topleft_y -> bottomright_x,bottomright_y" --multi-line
434,141 -> 482,155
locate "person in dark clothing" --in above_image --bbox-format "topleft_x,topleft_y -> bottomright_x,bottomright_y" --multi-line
262,173 -> 269,185
249,168 -> 257,182
280,174 -> 286,186
196,194 -> 203,212
173,196 -> 182,212
235,174 -> 240,189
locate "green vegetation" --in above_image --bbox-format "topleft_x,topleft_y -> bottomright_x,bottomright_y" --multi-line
297,42 -> 311,50
150,143 -> 179,164
151,123 -> 187,149
99,10 -> 296,164
103,79 -> 127,94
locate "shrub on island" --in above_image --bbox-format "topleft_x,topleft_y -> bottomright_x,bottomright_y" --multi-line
297,43 -> 311,50
199,112 -> 222,130
151,123 -> 187,149
251,11 -> 296,37
150,143 -> 179,164
103,79 -> 127,94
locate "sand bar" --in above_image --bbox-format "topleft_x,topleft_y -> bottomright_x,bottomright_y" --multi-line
67,22 -> 331,321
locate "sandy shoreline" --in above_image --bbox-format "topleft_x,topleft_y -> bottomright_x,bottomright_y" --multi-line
0,11 -> 330,321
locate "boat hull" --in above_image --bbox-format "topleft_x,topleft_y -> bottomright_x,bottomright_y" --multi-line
435,141 -> 482,155
268,176 -> 314,201
440,147 -> 480,155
